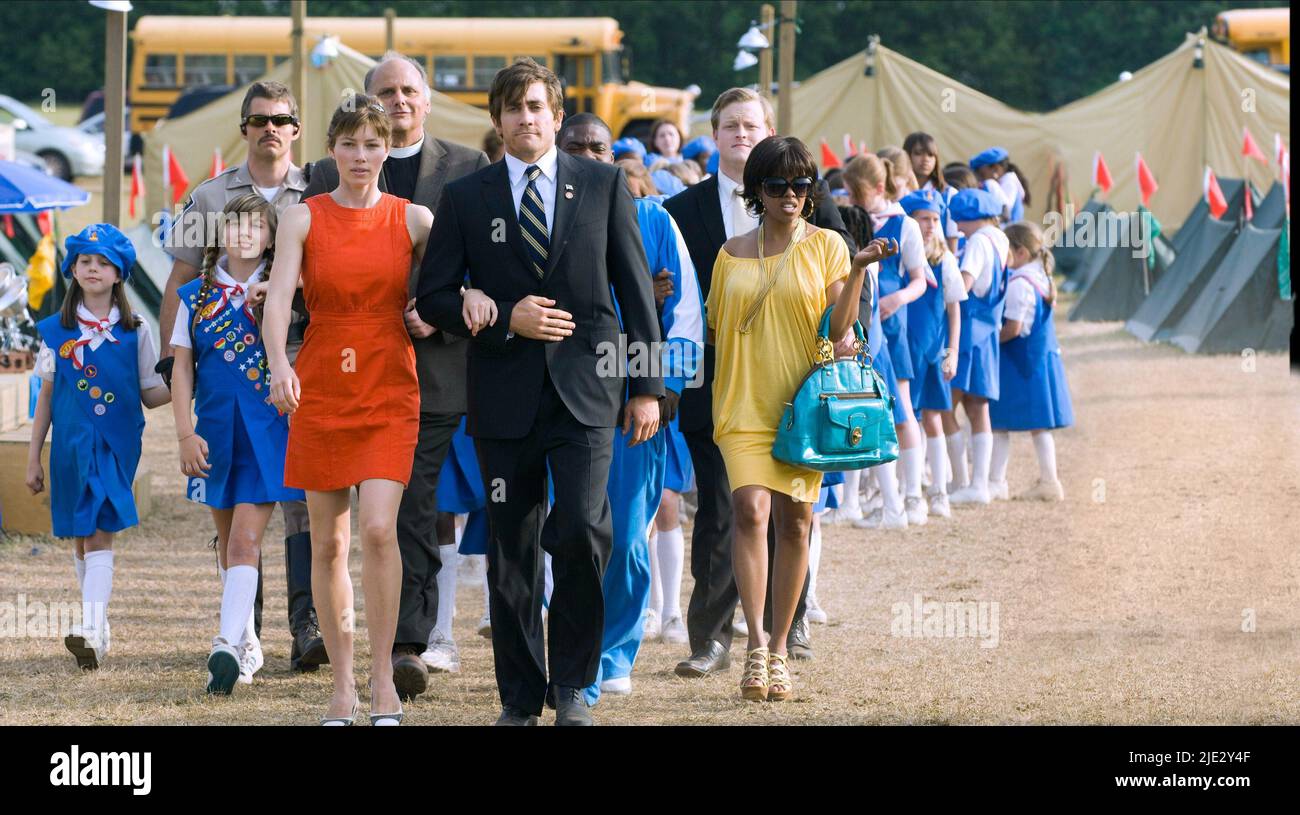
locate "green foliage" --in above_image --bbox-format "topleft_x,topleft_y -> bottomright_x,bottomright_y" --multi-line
0,0 -> 1283,114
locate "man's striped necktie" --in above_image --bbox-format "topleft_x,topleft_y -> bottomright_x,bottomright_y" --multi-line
519,165 -> 550,278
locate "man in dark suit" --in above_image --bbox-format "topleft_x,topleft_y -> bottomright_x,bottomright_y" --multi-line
416,59 -> 662,726
304,52 -> 490,701
664,88 -> 856,677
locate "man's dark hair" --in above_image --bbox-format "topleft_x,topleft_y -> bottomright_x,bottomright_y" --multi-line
488,57 -> 564,123
741,136 -> 822,219
558,112 -> 612,141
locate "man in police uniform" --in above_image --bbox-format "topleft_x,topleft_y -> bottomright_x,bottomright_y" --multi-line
159,80 -> 326,674
303,52 -> 490,701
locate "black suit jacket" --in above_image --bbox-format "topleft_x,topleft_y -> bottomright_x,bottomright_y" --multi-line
415,151 -> 663,440
304,137 -> 490,415
663,175 -> 856,433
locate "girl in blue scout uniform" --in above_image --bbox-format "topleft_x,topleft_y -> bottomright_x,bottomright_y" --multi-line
27,223 -> 172,671
420,417 -> 491,672
989,222 -> 1073,502
946,188 -> 1010,506
971,147 -> 1029,225
904,132 -> 961,254
900,190 -> 966,519
586,194 -> 702,705
169,193 -> 304,695
842,154 -> 928,529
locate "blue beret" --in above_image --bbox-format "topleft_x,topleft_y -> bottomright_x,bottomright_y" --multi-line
682,135 -> 716,160
706,150 -> 719,175
652,169 -> 686,197
969,147 -> 1009,170
61,223 -> 136,281
900,189 -> 943,216
948,188 -> 1002,221
612,137 -> 646,160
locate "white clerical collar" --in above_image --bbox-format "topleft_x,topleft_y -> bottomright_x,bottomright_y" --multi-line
388,137 -> 424,159
76,303 -> 120,328
505,145 -> 558,186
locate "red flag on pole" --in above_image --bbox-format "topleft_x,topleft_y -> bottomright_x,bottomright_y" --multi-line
1242,126 -> 1267,163
1203,166 -> 1228,219
843,134 -> 857,159
129,154 -> 144,219
820,139 -> 842,170
209,147 -> 225,179
162,144 -> 190,206
1275,133 -> 1288,169
36,211 -> 51,235
1091,150 -> 1113,194
1135,152 -> 1158,206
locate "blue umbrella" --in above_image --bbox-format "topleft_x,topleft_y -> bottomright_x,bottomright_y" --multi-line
0,160 -> 91,213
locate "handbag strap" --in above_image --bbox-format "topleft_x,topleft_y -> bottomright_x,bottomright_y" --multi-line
738,218 -> 806,334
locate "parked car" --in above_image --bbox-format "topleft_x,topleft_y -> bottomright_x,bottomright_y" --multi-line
77,109 -> 139,171
0,95 -> 105,180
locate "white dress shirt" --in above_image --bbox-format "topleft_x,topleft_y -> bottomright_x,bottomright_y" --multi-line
504,145 -> 558,234
717,169 -> 757,240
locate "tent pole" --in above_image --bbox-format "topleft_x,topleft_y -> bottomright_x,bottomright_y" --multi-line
102,7 -> 128,228
759,4 -> 774,100
777,1 -> 796,135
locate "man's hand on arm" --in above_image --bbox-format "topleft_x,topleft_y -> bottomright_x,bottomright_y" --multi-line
405,298 -> 438,338
507,295 -> 575,341
622,394 -> 660,447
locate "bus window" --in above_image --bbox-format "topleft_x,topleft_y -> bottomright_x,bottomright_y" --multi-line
434,55 -> 467,89
602,51 -> 622,84
556,55 -> 579,88
144,54 -> 178,87
473,56 -> 507,89
234,55 -> 268,84
273,55 -> 289,67
184,55 -> 229,87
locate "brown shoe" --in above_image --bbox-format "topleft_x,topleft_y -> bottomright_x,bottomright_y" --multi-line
392,652 -> 428,701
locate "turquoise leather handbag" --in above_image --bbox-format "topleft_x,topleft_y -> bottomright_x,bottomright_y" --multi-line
771,308 -> 899,472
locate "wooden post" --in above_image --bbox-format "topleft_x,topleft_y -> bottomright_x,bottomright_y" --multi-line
777,0 -> 796,135
103,9 -> 128,227
759,4 -> 774,100
291,0 -> 307,165
385,7 -> 395,53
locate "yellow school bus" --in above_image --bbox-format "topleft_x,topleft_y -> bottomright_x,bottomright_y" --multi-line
1212,8 -> 1290,72
128,15 -> 695,141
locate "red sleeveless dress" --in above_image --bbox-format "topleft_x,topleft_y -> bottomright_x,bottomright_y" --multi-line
284,193 -> 419,490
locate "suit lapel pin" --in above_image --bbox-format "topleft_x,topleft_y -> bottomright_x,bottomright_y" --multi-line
564,183 -> 574,200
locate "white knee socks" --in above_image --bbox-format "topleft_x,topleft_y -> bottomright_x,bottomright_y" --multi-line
947,431 -> 969,490
73,550 -> 86,589
970,432 -> 993,492
647,529 -> 662,619
218,564 -> 258,647
657,525 -> 685,621
900,446 -> 925,499
874,461 -> 904,514
436,543 -> 458,638
925,436 -> 949,496
82,550 -> 114,635
808,520 -> 822,601
1034,432 -> 1059,483
991,432 -> 1011,485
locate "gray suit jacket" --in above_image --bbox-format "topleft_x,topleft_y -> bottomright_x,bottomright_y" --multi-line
304,136 -> 490,415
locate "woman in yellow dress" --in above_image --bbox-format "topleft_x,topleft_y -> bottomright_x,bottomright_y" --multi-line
705,136 -> 895,702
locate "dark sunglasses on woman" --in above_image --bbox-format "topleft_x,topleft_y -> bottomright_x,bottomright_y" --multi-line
762,176 -> 815,198
243,114 -> 299,128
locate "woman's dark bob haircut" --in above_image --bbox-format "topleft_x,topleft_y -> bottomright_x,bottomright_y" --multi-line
742,136 -> 822,219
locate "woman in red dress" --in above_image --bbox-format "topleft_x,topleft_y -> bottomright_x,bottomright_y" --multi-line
263,95 -> 494,725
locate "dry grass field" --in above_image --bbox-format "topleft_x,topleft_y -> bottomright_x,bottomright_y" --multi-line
3,176 -> 1297,725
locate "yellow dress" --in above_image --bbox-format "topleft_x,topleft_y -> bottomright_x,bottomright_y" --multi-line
705,226 -> 851,501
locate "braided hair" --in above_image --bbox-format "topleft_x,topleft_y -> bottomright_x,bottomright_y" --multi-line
191,193 -> 278,347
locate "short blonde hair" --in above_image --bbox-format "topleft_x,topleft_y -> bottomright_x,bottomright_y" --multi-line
710,87 -> 776,133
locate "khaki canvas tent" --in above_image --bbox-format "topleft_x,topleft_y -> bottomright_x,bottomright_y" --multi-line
142,43 -> 491,219
779,33 -> 1288,231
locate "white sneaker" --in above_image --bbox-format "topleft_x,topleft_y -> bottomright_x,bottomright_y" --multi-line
660,614 -> 688,644
853,507 -> 908,530
642,608 -> 661,640
733,613 -> 749,637
928,492 -> 952,518
1017,479 -> 1065,502
949,485 -> 991,505
477,612 -> 492,639
206,638 -> 241,695
822,506 -> 863,526
903,495 -> 928,526
237,638 -> 263,684
420,629 -> 461,673
64,624 -> 108,671
989,480 -> 1010,501
600,676 -> 632,695
805,595 -> 828,624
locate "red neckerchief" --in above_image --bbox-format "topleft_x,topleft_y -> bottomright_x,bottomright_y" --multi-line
208,278 -> 257,324
70,314 -> 119,370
